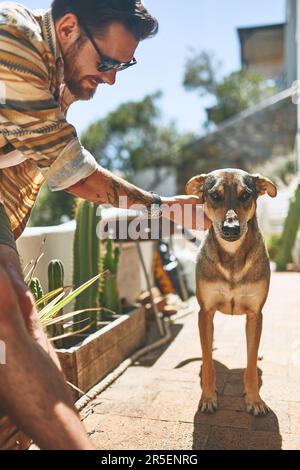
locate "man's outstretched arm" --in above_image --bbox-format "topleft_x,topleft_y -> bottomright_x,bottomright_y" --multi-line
66,166 -> 211,230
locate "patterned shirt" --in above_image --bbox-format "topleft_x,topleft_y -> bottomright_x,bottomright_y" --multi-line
0,2 -> 99,239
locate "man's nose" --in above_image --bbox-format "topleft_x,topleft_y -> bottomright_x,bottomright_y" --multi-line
102,69 -> 117,85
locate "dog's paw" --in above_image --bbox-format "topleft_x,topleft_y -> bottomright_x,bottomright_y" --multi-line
200,392 -> 218,414
244,395 -> 269,416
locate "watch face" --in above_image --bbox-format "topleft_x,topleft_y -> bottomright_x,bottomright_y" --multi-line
151,193 -> 162,206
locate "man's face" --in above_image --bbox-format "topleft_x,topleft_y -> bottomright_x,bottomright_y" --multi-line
56,15 -> 139,100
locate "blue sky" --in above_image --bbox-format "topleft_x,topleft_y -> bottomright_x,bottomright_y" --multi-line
22,0 -> 286,136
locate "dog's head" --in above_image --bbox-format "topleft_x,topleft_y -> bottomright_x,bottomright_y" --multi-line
186,169 -> 277,242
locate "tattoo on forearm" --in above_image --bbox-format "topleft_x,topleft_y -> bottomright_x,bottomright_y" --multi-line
70,168 -> 154,208
101,176 -> 152,208
122,185 -> 152,207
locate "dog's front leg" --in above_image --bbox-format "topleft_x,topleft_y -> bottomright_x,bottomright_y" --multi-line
244,312 -> 269,416
199,308 -> 217,413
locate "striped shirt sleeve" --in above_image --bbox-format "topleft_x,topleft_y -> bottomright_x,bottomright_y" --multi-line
0,9 -> 98,191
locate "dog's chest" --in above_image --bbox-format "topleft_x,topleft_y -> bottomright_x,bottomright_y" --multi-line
196,232 -> 270,315
205,281 -> 264,315
197,256 -> 268,315
197,274 -> 269,315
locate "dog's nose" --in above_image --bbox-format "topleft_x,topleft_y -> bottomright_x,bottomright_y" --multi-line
222,220 -> 240,238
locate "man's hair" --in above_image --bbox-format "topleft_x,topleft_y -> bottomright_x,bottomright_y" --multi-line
51,0 -> 158,41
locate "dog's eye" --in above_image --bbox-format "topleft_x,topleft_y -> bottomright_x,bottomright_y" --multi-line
240,192 -> 251,202
210,192 -> 222,202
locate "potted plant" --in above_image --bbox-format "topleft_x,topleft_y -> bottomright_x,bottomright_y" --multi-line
56,200 -> 146,399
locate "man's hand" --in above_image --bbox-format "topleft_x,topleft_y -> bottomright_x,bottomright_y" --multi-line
160,195 -> 211,231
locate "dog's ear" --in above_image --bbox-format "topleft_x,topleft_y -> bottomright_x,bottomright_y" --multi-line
252,174 -> 277,198
185,175 -> 207,202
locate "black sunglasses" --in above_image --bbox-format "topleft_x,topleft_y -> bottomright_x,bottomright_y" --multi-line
79,20 -> 137,73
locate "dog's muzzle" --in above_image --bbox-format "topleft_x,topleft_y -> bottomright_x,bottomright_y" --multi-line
221,210 -> 240,240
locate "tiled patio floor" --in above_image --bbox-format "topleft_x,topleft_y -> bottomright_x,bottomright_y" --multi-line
81,273 -> 300,450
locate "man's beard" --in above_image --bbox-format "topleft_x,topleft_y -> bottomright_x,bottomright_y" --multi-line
65,76 -> 97,101
62,45 -> 97,100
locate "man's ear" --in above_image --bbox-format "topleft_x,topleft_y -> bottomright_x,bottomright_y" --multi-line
185,174 -> 207,203
252,174 -> 277,198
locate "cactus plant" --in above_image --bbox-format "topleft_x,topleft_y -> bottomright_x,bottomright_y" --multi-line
47,260 -> 65,344
48,259 -> 64,292
29,277 -> 44,307
100,238 -> 122,318
73,199 -> 101,332
275,184 -> 300,271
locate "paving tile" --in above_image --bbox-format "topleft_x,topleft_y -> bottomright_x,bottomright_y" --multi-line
223,374 -> 245,397
83,412 -> 105,435
261,376 -> 300,402
247,431 -> 283,450
281,434 -> 300,450
194,409 -> 253,430
91,388 -> 160,419
204,426 -> 249,450
89,415 -> 207,450
138,389 -> 200,423
251,410 -> 284,434
288,403 -> 300,435
217,396 -> 246,412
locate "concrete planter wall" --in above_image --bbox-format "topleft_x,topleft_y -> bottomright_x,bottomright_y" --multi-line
57,305 -> 146,400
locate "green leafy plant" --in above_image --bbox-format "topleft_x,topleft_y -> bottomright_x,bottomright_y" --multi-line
100,238 -> 122,318
266,233 -> 282,262
39,274 -> 103,345
47,260 -> 65,347
27,258 -> 103,348
275,184 -> 300,271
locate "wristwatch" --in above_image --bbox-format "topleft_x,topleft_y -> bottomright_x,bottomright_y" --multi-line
148,191 -> 163,219
150,191 -> 162,206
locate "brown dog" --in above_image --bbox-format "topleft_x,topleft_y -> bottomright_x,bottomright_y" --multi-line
186,169 -> 277,416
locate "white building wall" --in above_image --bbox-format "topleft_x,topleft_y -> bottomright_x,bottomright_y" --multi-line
285,0 -> 298,86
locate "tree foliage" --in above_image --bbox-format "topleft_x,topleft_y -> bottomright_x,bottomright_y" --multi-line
183,50 -> 221,96
29,184 -> 74,227
80,91 -> 189,177
183,50 -> 278,125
